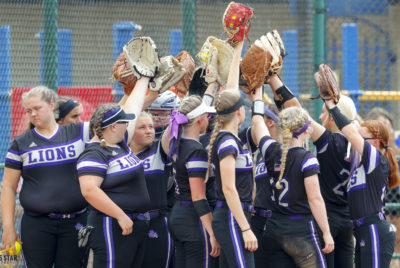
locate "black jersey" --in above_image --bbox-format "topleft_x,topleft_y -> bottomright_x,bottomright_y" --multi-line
211,131 -> 253,202
238,127 -> 257,154
77,141 -> 151,213
137,140 -> 170,210
313,130 -> 351,206
259,136 -> 320,215
173,138 -> 208,201
5,123 -> 90,214
347,142 -> 389,220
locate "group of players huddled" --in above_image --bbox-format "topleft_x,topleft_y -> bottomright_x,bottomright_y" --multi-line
1,2 -> 399,268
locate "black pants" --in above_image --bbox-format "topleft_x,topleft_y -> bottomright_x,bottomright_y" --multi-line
20,212 -> 87,268
354,217 -> 395,268
251,214 -> 296,268
317,205 -> 354,268
212,206 -> 254,268
88,212 -> 149,268
168,201 -> 212,268
142,215 -> 174,268
262,212 -> 327,268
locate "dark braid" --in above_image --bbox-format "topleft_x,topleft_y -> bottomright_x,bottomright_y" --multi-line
90,103 -> 119,149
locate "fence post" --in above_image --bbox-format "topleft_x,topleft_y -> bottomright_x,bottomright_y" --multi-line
282,30 -> 298,96
0,26 -> 12,177
43,0 -> 58,92
170,29 -> 182,56
112,22 -> 141,96
58,29 -> 73,87
342,23 -> 362,109
312,0 -> 326,121
180,0 -> 196,56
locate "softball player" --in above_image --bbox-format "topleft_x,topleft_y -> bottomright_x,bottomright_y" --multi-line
248,104 -> 296,268
166,95 -> 219,268
55,96 -> 82,125
129,110 -> 174,268
250,87 -> 334,268
267,74 -> 357,268
1,86 -> 90,268
77,77 -> 152,268
208,41 -> 257,268
324,99 -> 398,268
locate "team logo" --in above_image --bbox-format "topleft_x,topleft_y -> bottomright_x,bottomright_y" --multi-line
29,142 -> 37,148
148,229 -> 159,239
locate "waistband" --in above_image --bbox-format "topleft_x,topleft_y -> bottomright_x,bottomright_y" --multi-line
179,200 -> 193,205
216,200 -> 254,213
26,208 -> 87,219
92,209 -> 161,221
351,212 -> 385,229
254,208 -> 310,220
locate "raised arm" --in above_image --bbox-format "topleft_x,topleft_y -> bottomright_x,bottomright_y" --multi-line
225,41 -> 244,91
325,99 -> 364,155
268,74 -> 326,141
250,86 -> 270,146
122,77 -> 150,144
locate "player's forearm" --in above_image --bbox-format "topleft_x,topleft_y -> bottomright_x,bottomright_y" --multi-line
82,186 -> 126,220
223,186 -> 250,231
200,212 -> 216,238
226,41 -> 244,90
308,196 -> 330,235
1,185 -> 16,230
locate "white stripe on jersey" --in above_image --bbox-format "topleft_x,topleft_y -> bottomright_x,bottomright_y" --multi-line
82,122 -> 90,142
185,159 -> 208,170
317,142 -> 329,154
260,138 -> 275,158
77,159 -> 108,171
367,144 -> 378,174
217,138 -> 239,155
6,151 -> 22,163
301,157 -> 319,172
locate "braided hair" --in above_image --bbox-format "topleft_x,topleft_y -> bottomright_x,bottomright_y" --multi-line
361,120 -> 400,188
208,89 -> 242,166
90,103 -> 120,149
276,106 -> 310,189
168,95 -> 203,160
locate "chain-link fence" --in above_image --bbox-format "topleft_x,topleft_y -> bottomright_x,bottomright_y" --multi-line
1,0 -> 400,266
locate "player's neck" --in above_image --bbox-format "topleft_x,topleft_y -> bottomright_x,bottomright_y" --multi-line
222,119 -> 238,136
35,121 -> 59,138
182,125 -> 200,141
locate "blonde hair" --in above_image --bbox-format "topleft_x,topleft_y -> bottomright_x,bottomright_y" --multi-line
89,103 -> 119,149
336,95 -> 356,121
208,89 -> 242,165
276,106 -> 310,189
169,95 -> 203,158
22,86 -> 58,132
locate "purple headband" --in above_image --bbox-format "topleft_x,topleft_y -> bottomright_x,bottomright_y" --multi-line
169,110 -> 188,141
292,120 -> 311,139
264,106 -> 279,123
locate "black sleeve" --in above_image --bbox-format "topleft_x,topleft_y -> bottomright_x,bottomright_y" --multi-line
76,148 -> 108,178
5,139 -> 22,170
185,148 -> 208,179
